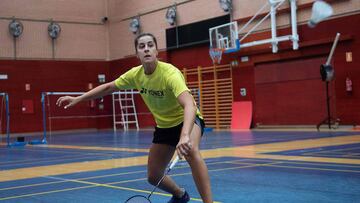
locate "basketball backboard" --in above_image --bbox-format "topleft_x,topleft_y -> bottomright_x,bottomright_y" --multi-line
209,0 -> 299,54
209,21 -> 240,53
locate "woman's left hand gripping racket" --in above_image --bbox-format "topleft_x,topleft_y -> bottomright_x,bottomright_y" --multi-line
124,156 -> 180,203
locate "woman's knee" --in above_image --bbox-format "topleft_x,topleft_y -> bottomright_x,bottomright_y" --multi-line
185,147 -> 201,161
147,171 -> 162,185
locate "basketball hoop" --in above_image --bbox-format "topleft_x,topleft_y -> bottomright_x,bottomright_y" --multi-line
209,48 -> 223,64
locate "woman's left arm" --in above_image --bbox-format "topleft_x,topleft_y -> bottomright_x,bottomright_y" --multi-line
177,91 -> 197,158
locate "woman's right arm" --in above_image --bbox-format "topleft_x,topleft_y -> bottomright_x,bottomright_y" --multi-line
56,81 -> 118,109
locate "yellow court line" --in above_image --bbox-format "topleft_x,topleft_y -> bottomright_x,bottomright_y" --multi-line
1,135 -> 360,182
0,185 -> 96,201
259,163 -> 360,173
240,134 -> 360,153
6,158 -> 358,192
200,135 -> 360,165
201,149 -> 360,165
1,174 -> 218,202
0,169 -> 149,191
2,157 -> 358,201
0,156 -> 148,182
2,158 -> 359,202
0,160 -> 248,191
45,176 -> 207,202
32,144 -> 150,153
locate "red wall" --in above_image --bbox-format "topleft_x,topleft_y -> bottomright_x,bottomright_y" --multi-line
254,57 -> 329,125
0,60 -> 110,133
1,13 -> 360,133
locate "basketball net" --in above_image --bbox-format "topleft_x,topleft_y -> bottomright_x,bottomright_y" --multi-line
209,48 -> 223,65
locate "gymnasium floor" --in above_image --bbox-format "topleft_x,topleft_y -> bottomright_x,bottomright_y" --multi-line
1,129 -> 360,203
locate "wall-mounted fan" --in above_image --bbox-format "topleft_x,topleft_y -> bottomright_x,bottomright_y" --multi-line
48,22 -> 61,39
165,6 -> 177,26
129,18 -> 140,34
9,19 -> 23,38
219,0 -> 232,12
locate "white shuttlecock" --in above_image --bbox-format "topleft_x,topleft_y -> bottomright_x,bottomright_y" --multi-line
308,1 -> 334,28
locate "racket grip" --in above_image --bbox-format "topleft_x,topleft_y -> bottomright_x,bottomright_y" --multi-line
168,156 -> 180,171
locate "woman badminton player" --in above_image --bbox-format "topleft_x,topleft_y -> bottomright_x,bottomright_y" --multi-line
56,33 -> 213,203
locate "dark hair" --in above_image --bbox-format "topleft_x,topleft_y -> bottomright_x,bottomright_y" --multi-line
134,33 -> 158,53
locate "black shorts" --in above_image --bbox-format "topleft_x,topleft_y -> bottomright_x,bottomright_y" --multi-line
152,116 -> 205,147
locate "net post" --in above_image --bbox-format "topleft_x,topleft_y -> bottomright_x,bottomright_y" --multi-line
2,92 -> 28,148
41,92 -> 47,144
28,92 -> 47,145
0,92 -> 11,147
38,92 -> 85,145
6,93 -> 10,147
3,93 -> 10,147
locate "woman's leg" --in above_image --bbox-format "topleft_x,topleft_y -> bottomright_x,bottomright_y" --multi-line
185,124 -> 213,203
147,143 -> 184,197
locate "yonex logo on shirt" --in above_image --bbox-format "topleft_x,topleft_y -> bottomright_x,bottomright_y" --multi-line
140,87 -> 164,97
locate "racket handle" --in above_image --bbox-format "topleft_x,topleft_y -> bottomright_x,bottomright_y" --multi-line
168,156 -> 180,171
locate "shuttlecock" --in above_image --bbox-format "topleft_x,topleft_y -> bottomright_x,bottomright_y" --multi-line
308,1 -> 333,28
